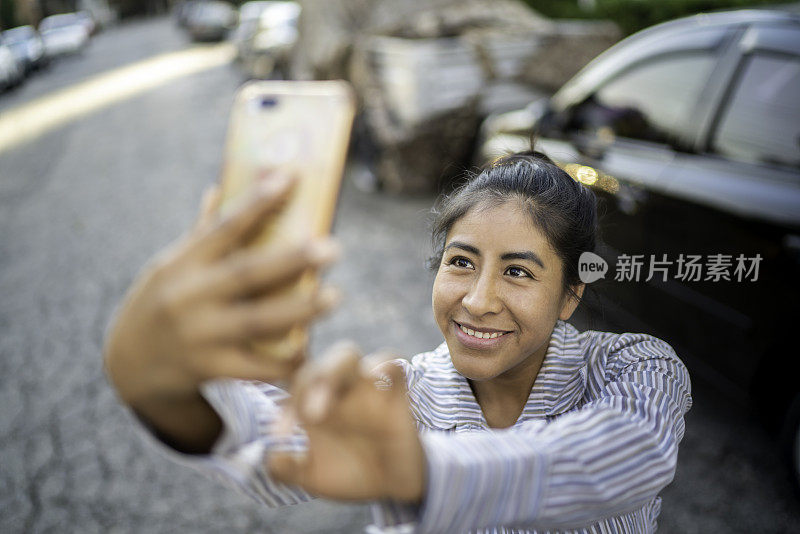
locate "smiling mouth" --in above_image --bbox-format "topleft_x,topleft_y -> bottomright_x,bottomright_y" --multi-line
455,322 -> 511,340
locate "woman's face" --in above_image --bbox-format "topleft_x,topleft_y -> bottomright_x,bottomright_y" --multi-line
432,199 -> 580,382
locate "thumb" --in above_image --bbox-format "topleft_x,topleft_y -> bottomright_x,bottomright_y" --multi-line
383,360 -> 408,397
366,353 -> 407,396
195,183 -> 222,230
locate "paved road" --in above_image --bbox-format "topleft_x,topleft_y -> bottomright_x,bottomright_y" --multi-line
1,15 -> 799,534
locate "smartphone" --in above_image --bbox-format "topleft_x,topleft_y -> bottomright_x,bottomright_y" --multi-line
218,80 -> 357,360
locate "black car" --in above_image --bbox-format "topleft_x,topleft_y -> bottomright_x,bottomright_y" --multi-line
479,9 -> 800,487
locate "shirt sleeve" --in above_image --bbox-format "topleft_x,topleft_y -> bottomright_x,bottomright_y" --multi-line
131,378 -> 314,508
412,333 -> 692,533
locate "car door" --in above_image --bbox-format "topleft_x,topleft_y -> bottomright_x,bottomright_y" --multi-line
537,24 -> 737,334
648,23 -> 800,391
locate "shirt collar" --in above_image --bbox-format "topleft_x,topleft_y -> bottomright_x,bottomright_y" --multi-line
424,320 -> 588,431
524,320 -> 588,420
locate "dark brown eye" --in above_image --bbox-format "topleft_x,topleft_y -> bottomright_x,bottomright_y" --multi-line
505,266 -> 531,278
448,257 -> 474,269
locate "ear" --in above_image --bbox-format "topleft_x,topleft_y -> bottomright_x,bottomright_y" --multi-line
559,283 -> 585,321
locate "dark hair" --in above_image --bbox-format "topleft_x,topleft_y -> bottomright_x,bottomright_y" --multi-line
429,150 -> 598,299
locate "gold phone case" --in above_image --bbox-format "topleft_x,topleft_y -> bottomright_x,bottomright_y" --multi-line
218,80 -> 356,360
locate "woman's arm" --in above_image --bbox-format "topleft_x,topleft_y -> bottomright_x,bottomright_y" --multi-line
123,374 -> 316,507
415,333 -> 691,532
268,344 -> 426,503
272,333 -> 690,533
103,175 -> 339,453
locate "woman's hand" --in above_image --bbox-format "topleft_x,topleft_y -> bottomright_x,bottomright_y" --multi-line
103,175 -> 340,450
268,343 -> 426,503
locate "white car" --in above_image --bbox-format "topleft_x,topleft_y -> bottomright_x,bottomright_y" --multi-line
2,25 -> 47,72
231,1 -> 273,54
238,1 -> 300,78
39,13 -> 91,57
186,1 -> 238,42
74,11 -> 98,36
0,44 -> 23,90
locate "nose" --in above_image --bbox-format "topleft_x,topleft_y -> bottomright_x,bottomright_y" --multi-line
462,270 -> 503,317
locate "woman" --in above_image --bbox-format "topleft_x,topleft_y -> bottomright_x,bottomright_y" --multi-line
105,151 -> 692,533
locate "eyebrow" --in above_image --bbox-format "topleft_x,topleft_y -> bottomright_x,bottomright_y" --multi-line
445,241 -> 545,269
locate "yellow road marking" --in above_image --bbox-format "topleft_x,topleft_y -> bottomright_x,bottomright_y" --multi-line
0,43 -> 235,155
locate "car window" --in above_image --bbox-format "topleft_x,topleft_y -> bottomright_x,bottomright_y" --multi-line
574,53 -> 716,145
713,53 -> 800,169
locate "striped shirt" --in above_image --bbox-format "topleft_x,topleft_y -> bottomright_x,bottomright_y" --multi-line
150,320 -> 692,533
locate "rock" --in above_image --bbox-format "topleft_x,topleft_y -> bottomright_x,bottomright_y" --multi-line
520,20 -> 621,92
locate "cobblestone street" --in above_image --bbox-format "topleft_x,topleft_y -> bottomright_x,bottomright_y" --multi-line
1,15 -> 799,534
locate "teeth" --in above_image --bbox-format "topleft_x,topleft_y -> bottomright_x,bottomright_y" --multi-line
459,324 -> 504,339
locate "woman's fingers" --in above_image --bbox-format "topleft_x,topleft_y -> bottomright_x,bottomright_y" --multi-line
194,183 -> 222,231
202,286 -> 341,342
290,345 -> 409,429
186,173 -> 296,262
368,357 -> 408,397
294,341 -> 362,424
201,239 -> 340,300
201,345 -> 304,383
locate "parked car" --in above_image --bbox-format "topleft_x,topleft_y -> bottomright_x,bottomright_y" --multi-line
75,10 -> 98,36
237,1 -> 299,78
77,0 -> 116,30
39,13 -> 91,57
1,25 -> 47,73
231,0 -> 273,57
186,0 -> 237,42
174,0 -> 203,28
0,43 -> 24,90
479,9 -> 800,488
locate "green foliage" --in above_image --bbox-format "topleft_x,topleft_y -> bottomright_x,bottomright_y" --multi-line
522,0 -> 799,35
522,0 -> 596,20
